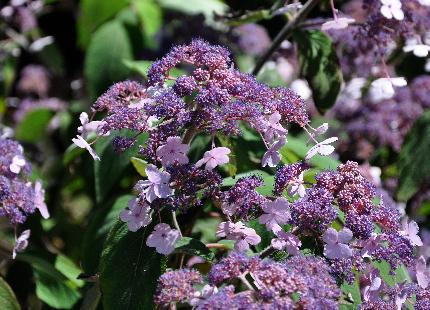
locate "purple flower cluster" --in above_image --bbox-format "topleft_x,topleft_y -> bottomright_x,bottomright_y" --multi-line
0,138 -> 46,224
331,76 -> 430,156
221,175 -> 266,219
154,269 -> 202,306
157,254 -> 340,309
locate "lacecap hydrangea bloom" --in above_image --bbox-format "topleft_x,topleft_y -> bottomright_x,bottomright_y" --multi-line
74,39 -> 428,309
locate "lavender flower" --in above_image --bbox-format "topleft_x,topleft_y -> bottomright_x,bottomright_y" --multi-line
12,229 -> 30,259
146,223 -> 181,255
271,231 -> 301,255
137,164 -> 173,203
323,227 -> 354,259
195,147 -> 230,170
119,198 -> 152,232
216,221 -> 261,252
258,197 -> 291,233
156,136 -> 189,167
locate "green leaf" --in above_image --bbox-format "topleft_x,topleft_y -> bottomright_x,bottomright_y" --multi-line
222,170 -> 271,187
192,218 -> 221,243
0,277 -> 20,310
373,261 -> 411,287
94,132 -> 148,203
130,157 -> 148,177
174,237 -> 214,261
123,59 -> 187,79
18,254 -> 80,309
85,21 -> 133,100
158,0 -> 227,22
340,276 -> 361,309
99,220 -> 166,310
78,0 -> 130,47
134,0 -> 162,48
294,30 -> 343,113
81,195 -> 134,274
15,108 -> 53,142
225,9 -> 271,26
54,255 -> 85,288
397,111 -> 430,201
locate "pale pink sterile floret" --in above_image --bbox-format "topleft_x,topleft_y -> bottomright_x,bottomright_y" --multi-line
305,137 -> 338,161
195,147 -> 230,170
271,231 -> 301,255
139,164 -> 174,202
321,17 -> 355,31
146,223 -> 181,255
156,136 -> 189,167
416,256 -> 430,289
72,135 -> 100,161
261,136 -> 286,168
400,219 -> 423,247
120,198 -> 152,232
34,180 -> 49,219
323,227 -> 353,259
263,112 -> 287,143
258,197 -> 291,233
9,155 -> 26,174
13,230 -> 30,259
216,221 -> 261,252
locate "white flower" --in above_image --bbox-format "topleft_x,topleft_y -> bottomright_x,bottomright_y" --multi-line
9,155 -> 26,174
344,78 -> 367,100
13,230 -> 30,259
418,0 -> 430,6
305,137 -> 338,161
403,42 -> 430,57
369,77 -> 407,101
290,79 -> 312,101
321,17 -> 355,31
380,0 -> 404,20
261,136 -> 286,168
72,135 -> 100,161
34,181 -> 49,219
289,172 -> 306,197
77,112 -> 107,137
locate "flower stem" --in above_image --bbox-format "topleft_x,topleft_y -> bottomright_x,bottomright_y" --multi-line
259,245 -> 275,259
252,0 -> 320,76
171,211 -> 182,237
